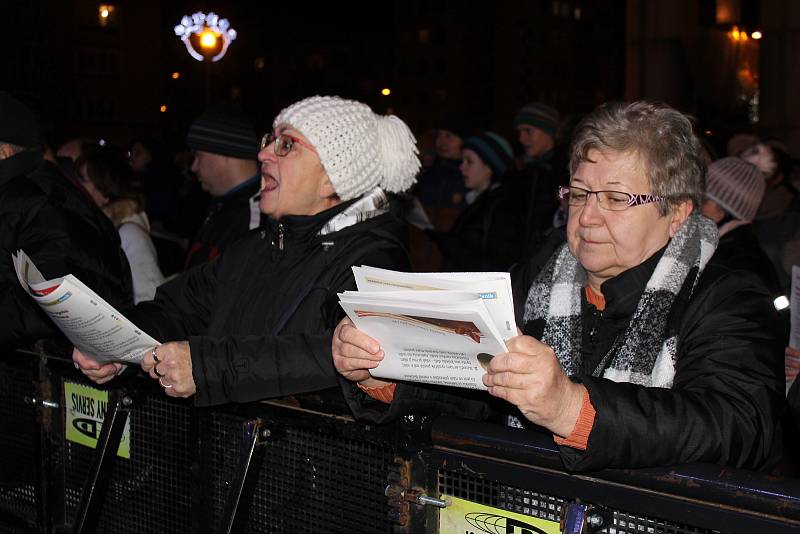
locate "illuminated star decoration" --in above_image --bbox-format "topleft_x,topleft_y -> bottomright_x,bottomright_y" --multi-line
174,11 -> 237,62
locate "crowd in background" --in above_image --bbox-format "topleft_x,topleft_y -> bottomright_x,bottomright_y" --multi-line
2,89 -> 799,475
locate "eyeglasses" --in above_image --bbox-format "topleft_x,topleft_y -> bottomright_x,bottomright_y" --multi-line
259,132 -> 317,157
558,185 -> 664,211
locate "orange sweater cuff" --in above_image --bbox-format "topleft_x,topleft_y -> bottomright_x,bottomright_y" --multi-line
553,387 -> 595,450
357,382 -> 397,404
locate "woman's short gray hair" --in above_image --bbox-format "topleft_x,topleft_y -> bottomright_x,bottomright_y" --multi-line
569,101 -> 705,215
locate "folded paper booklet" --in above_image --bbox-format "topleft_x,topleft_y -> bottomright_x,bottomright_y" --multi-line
12,250 -> 158,364
338,266 -> 517,390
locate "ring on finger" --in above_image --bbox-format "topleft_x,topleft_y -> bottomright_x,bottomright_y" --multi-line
151,347 -> 160,364
153,362 -> 164,378
159,377 -> 173,389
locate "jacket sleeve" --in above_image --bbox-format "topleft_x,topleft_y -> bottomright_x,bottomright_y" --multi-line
561,268 -> 784,472
0,191 -> 128,347
339,379 -> 494,425
188,233 -> 412,407
123,258 -> 220,343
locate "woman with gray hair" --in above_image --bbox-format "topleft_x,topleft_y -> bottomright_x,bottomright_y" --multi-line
333,101 -> 784,472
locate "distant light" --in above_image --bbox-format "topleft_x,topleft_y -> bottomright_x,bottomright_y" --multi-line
774,295 -> 790,311
381,88 -> 391,96
752,31 -> 763,40
171,71 -> 180,80
741,31 -> 749,41
98,4 -> 115,27
98,139 -> 107,146
731,27 -> 740,41
160,105 -> 167,113
704,129 -> 713,136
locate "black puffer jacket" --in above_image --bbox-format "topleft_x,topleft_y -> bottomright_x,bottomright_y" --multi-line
184,176 -> 261,269
127,196 -> 409,406
0,149 -> 133,348
340,247 -> 784,473
427,183 -> 520,272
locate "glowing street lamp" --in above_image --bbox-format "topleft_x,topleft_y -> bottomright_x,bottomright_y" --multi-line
174,11 -> 237,62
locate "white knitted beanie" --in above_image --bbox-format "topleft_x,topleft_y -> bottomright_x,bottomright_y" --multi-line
273,95 -> 420,201
706,157 -> 765,222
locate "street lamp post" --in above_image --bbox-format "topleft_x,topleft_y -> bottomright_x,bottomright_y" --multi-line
174,11 -> 237,105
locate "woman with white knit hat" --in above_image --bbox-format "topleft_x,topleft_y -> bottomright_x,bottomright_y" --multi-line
74,95 -> 420,406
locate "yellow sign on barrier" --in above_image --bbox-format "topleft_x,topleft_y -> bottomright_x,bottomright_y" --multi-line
64,381 -> 130,459
439,495 -> 561,534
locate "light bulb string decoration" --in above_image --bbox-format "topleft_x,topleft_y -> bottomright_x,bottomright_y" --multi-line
174,11 -> 237,62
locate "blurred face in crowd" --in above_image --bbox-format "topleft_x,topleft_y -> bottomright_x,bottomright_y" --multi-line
435,129 -> 463,160
76,163 -> 109,208
517,124 -> 554,158
191,150 -> 231,197
700,199 -> 726,224
128,142 -> 152,173
257,125 -> 338,219
460,149 -> 493,192
567,149 -> 690,292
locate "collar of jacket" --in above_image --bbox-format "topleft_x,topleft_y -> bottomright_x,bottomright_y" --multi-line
262,196 -> 361,247
210,176 -> 260,209
596,244 -> 666,321
0,148 -> 43,186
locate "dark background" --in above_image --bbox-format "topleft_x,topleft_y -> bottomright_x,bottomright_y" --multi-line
3,0 -> 798,158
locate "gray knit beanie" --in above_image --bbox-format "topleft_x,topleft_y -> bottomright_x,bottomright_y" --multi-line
705,157 -> 765,222
513,102 -> 561,136
274,95 -> 420,200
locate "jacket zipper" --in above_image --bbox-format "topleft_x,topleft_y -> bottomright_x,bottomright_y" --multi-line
277,223 -> 284,250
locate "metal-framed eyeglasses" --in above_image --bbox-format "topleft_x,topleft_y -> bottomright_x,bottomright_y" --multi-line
558,185 -> 664,212
260,132 -> 318,157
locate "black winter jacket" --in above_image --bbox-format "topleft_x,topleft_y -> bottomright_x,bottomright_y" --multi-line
427,183 -> 520,272
340,245 -> 784,473
0,150 -> 133,348
184,176 -> 261,269
127,198 -> 409,407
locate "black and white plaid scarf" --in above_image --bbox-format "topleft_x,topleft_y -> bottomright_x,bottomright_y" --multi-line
523,213 -> 719,387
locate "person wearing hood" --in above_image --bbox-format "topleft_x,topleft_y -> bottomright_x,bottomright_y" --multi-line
74,95 -> 419,407
75,145 -> 165,303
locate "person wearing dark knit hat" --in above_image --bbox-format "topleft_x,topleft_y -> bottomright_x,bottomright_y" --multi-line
0,91 -> 133,347
701,157 -> 782,297
506,101 -> 570,262
514,102 -> 560,158
74,95 -> 418,408
426,131 -> 521,271
415,111 -> 472,211
184,107 -> 262,269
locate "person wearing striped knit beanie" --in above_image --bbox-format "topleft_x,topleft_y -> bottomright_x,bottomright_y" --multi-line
74,95 -> 420,407
184,107 -> 262,268
506,102 -> 570,261
701,157 -> 781,296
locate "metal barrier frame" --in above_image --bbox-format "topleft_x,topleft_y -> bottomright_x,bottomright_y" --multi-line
1,349 -> 799,533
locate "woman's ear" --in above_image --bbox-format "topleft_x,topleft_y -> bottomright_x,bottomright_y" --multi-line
319,174 -> 338,199
668,199 -> 694,237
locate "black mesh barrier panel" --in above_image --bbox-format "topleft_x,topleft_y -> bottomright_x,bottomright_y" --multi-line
439,470 -> 716,534
62,378 -> 194,533
208,411 -> 396,533
0,359 -> 38,529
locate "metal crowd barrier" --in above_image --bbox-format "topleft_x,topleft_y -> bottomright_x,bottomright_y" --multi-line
1,348 -> 799,534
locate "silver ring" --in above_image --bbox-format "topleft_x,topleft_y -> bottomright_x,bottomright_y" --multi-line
151,347 -> 160,363
153,362 -> 164,378
159,377 -> 173,389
